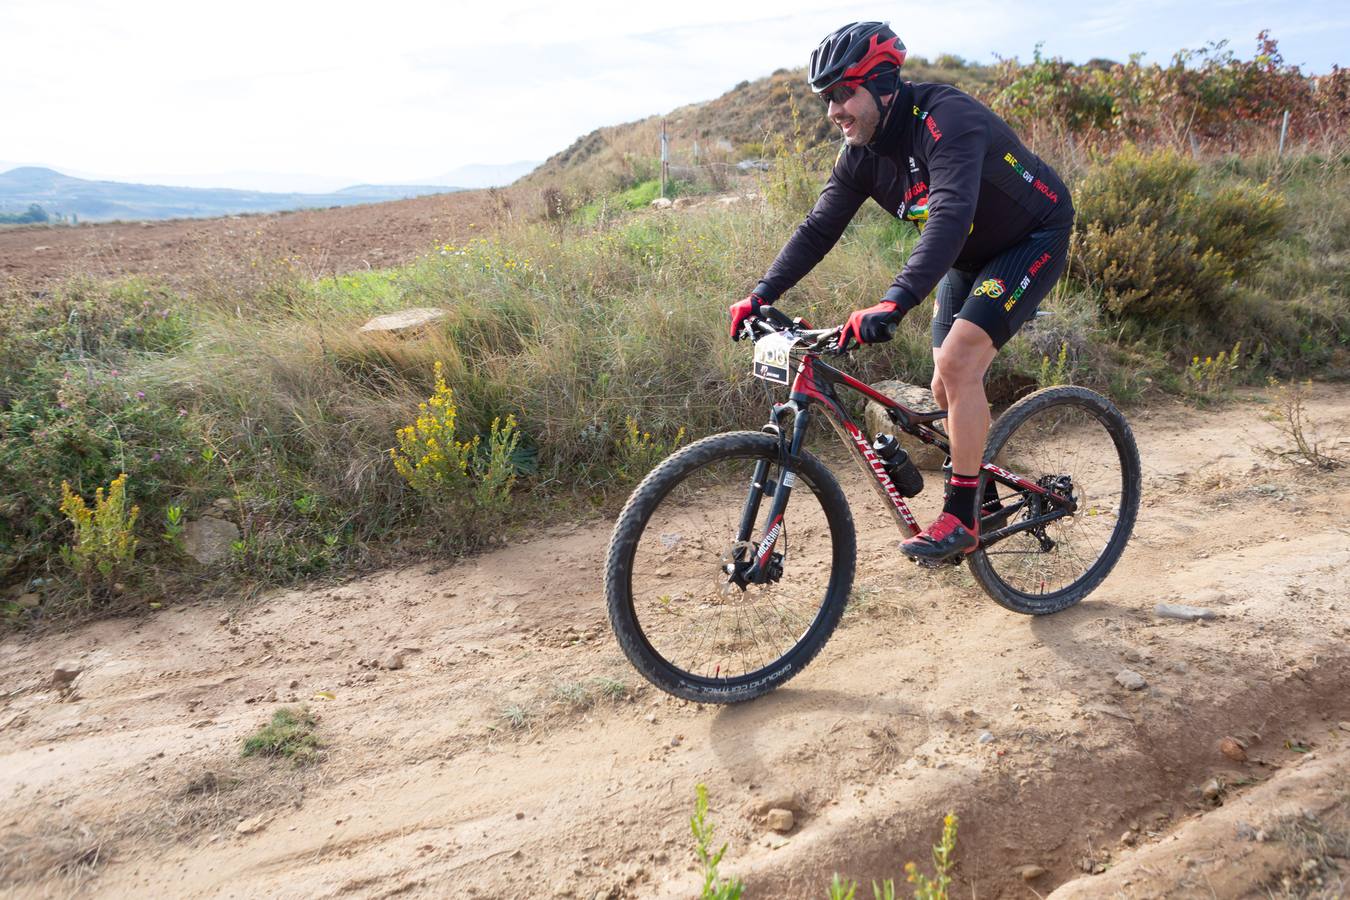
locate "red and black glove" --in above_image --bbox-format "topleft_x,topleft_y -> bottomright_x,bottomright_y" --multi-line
729,293 -> 769,341
839,300 -> 903,349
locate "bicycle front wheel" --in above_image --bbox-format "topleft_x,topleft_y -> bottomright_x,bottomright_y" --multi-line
604,431 -> 856,703
969,386 -> 1141,615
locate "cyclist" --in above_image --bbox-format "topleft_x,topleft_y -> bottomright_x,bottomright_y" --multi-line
729,21 -> 1074,563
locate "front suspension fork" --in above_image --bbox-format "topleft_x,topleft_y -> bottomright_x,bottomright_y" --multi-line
728,403 -> 810,586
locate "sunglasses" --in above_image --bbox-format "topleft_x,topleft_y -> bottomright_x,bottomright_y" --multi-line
818,81 -> 860,106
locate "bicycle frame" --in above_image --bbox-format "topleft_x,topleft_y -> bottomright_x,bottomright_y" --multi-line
733,339 -> 1078,585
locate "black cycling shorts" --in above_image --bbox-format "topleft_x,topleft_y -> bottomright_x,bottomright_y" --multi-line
932,221 -> 1071,350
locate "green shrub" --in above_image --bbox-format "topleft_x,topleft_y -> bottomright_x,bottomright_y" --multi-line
241,706 -> 320,764
59,473 -> 139,597
1072,145 -> 1287,322
692,784 -> 743,900
389,360 -> 522,538
0,280 -> 206,583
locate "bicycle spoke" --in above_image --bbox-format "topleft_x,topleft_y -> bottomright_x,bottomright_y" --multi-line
971,388 -> 1139,613
627,456 -> 833,683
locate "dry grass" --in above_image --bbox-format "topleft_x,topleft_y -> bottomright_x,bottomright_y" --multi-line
0,757 -> 313,893
1263,804 -> 1350,899
1261,380 -> 1348,471
0,812 -> 109,893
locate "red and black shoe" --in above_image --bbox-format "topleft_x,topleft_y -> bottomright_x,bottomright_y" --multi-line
900,512 -> 979,562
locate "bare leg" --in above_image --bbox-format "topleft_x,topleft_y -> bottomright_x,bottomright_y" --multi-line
933,319 -> 997,476
930,348 -> 948,411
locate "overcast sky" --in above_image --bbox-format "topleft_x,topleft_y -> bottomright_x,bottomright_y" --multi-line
4,0 -> 1347,191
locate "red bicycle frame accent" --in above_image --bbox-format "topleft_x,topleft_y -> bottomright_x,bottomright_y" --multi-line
734,325 -> 1076,583
778,351 -> 1073,543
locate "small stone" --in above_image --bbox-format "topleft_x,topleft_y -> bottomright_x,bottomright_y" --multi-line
515,811 -> 525,820
1219,736 -> 1248,762
51,662 -> 82,688
1337,722 -> 1350,733
669,735 -> 682,747
1169,660 -> 1189,674
361,672 -> 376,683
218,613 -> 230,625
1201,778 -> 1223,803
183,516 -> 241,566
382,651 -> 407,670
213,498 -> 234,512
288,679 -> 300,689
649,197 -> 674,210
977,731 -> 995,744
1116,669 -> 1147,690
236,814 -> 267,835
766,808 -> 795,833
1154,603 -> 1217,621
1018,865 -> 1046,881
752,793 -> 801,816
1124,648 -> 1147,663
1120,830 -> 1137,845
645,713 -> 657,724
358,308 -> 448,334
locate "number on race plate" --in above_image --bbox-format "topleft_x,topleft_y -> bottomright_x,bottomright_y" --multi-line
752,332 -> 798,385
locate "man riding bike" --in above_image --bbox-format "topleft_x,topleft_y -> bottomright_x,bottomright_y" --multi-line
729,21 -> 1074,563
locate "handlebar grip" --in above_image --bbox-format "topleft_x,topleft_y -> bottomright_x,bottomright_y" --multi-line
760,304 -> 794,328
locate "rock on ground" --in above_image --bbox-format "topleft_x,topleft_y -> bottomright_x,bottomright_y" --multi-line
183,517 -> 241,566
1155,603 -> 1218,621
862,380 -> 949,470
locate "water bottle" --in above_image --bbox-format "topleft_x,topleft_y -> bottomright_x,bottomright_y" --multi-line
871,434 -> 924,497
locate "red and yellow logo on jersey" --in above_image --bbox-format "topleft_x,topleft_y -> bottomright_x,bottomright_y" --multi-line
973,278 -> 1006,298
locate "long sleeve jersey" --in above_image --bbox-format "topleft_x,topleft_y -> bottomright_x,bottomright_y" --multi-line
753,80 -> 1073,312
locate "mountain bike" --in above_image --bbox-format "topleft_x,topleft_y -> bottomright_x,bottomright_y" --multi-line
604,307 -> 1141,703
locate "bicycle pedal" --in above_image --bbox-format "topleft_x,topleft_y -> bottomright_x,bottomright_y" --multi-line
910,555 -> 967,569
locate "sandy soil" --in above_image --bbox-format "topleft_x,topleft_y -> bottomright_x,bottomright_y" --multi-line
2,387 -> 1348,899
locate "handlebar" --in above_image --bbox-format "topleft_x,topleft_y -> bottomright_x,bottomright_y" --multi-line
742,313 -> 845,353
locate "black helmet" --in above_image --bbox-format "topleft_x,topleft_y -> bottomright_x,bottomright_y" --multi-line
808,21 -> 907,93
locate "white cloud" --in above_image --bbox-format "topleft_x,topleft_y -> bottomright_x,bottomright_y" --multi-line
3,0 -> 1346,189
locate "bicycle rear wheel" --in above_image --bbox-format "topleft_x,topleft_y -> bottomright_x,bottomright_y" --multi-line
969,386 -> 1141,615
604,431 -> 856,703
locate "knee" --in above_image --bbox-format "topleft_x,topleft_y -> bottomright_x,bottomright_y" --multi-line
934,354 -> 981,392
930,373 -> 947,408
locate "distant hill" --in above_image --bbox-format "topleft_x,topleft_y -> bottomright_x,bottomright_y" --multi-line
0,167 -> 466,223
521,59 -> 993,195
422,160 -> 540,189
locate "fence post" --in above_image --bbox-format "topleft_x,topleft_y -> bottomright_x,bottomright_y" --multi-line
1277,109 -> 1290,159
660,119 -> 669,199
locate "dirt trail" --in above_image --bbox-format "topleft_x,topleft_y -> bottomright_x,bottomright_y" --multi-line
2,387 -> 1349,899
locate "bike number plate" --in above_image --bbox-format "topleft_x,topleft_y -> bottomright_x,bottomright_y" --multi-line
753,333 -> 796,385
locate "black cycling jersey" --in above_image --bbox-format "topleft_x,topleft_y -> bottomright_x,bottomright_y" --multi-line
753,80 -> 1073,313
